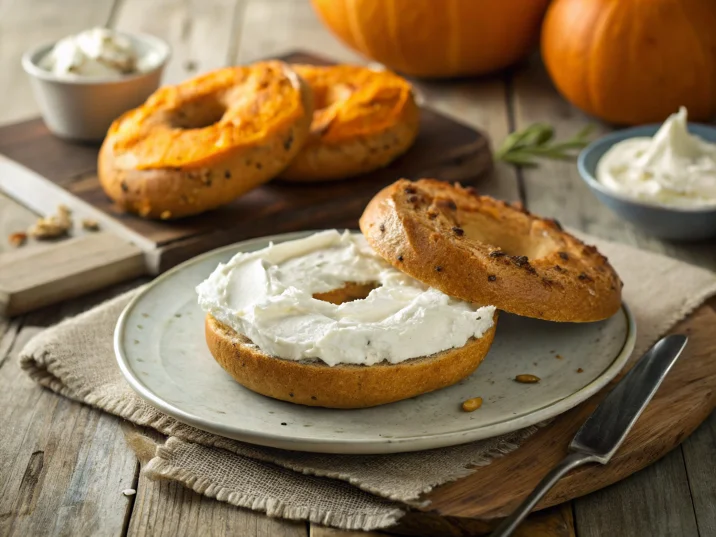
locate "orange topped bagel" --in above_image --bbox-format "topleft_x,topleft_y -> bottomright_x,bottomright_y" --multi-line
360,179 -> 622,322
279,64 -> 420,182
99,61 -> 313,219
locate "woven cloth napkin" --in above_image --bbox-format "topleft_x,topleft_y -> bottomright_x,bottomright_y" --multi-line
19,235 -> 716,531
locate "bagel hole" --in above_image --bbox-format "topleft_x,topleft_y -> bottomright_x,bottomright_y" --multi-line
169,95 -> 227,130
313,282 -> 379,305
461,218 -> 558,259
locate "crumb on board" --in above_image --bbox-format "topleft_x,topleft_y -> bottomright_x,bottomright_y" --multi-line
122,488 -> 136,497
461,397 -> 483,412
81,218 -> 100,231
8,232 -> 27,247
576,368 -> 584,373
28,204 -> 72,239
515,374 -> 541,384
555,354 -> 563,360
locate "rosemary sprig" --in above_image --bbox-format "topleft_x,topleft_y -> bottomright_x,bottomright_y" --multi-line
495,123 -> 595,167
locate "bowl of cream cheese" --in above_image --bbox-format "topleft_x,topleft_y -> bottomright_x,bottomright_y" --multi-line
22,27 -> 170,141
578,107 -> 716,241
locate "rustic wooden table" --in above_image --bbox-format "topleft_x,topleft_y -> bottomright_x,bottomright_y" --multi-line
1,1 -> 714,536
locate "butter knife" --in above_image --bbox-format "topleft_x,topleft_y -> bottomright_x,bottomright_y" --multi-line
490,334 -> 688,537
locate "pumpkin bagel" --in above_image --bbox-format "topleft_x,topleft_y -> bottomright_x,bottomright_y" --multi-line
99,61 -> 313,219
360,179 -> 622,322
205,309 -> 497,409
279,64 -> 420,182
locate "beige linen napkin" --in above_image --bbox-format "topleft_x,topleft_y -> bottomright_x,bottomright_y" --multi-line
19,235 -> 716,531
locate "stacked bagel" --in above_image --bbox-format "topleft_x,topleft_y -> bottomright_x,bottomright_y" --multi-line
98,61 -> 419,219
200,178 -> 623,408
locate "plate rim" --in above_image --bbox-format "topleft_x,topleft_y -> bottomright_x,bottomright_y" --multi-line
115,230 -> 637,454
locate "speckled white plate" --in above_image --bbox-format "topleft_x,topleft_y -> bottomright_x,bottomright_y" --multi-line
116,231 -> 636,454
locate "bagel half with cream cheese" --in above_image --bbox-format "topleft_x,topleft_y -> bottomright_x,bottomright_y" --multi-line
205,309 -> 497,409
360,179 -> 622,322
99,61 -> 313,219
198,230 -> 498,408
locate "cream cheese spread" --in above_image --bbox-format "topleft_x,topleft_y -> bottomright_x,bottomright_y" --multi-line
40,27 -> 139,77
196,230 -> 495,367
596,107 -> 716,208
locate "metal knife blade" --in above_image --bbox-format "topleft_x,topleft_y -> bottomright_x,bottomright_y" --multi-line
569,334 -> 688,463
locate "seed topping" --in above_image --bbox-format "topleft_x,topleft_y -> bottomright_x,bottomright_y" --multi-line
515,374 -> 540,384
461,397 -> 483,412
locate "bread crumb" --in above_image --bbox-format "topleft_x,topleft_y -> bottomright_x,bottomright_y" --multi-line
160,210 -> 172,220
555,354 -> 563,360
81,218 -> 100,231
576,368 -> 584,373
8,232 -> 27,247
122,488 -> 136,496
28,205 -> 72,239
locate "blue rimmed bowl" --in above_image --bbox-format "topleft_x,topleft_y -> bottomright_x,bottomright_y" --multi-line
578,124 -> 716,241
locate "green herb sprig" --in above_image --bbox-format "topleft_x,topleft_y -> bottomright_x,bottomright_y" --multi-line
495,123 -> 595,167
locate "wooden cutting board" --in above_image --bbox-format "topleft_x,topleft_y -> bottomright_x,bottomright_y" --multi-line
0,51 -> 492,316
391,297 -> 716,536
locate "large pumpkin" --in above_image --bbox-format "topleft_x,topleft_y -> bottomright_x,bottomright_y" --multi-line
311,0 -> 551,78
542,0 -> 716,125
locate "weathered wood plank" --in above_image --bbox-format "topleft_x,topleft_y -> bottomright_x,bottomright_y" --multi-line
573,448 -> 699,537
0,283 -> 143,537
682,411 -> 716,537
0,317 -> 21,368
0,0 -> 117,126
112,0 -> 244,85
236,0 -> 360,65
418,76 -> 519,201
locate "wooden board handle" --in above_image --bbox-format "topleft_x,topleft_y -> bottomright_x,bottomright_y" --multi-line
0,232 -> 146,316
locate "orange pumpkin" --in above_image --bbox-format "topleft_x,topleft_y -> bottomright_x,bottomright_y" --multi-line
542,0 -> 716,125
311,0 -> 551,78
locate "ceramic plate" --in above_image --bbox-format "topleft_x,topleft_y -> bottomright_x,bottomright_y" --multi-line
116,231 -> 636,454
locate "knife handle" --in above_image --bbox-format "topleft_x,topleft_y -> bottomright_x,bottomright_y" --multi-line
489,451 -> 599,537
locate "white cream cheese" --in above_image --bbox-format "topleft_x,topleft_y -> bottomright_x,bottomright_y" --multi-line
41,27 -> 139,77
596,107 -> 716,208
196,230 -> 495,367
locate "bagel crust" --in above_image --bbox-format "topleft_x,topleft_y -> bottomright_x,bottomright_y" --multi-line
279,65 -> 420,182
360,179 -> 622,322
98,62 -> 313,219
205,312 -> 498,409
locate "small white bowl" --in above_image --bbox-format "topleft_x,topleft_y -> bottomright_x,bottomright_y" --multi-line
22,32 -> 170,142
